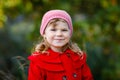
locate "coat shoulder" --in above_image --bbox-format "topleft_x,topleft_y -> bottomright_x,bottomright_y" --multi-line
28,51 -> 64,71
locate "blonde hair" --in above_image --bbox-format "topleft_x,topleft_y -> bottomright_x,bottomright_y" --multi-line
33,39 -> 83,56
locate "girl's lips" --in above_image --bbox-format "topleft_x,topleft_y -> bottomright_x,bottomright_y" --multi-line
54,39 -> 65,42
54,37 -> 65,41
54,39 -> 64,40
54,38 -> 64,40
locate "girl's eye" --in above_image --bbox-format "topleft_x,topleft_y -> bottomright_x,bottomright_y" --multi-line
62,29 -> 68,31
50,29 -> 56,31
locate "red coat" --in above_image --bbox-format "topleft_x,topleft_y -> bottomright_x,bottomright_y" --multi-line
28,49 -> 93,80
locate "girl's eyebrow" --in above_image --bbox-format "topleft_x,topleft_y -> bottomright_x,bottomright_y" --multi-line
48,22 -> 57,28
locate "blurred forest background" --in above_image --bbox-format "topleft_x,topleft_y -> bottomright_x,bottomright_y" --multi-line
0,0 -> 120,80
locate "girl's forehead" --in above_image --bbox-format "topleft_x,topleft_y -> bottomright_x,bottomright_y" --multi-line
48,18 -> 67,25
47,18 -> 68,28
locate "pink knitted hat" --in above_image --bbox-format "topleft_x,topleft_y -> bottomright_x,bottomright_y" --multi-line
40,10 -> 73,36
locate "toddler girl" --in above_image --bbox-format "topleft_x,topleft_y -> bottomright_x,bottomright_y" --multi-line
28,10 -> 93,80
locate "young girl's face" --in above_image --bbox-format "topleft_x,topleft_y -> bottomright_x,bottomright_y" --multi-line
44,19 -> 71,50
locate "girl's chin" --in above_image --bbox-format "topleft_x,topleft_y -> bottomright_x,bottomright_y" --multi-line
51,44 -> 66,48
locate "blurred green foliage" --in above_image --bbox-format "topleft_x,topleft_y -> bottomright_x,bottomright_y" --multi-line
0,0 -> 120,80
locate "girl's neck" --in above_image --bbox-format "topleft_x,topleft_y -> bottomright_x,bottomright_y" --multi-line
50,45 -> 68,53
50,47 -> 64,53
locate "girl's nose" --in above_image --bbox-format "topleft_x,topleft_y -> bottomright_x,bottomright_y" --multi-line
56,30 -> 62,36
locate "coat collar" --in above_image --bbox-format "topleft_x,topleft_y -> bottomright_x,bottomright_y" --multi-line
28,49 -> 86,71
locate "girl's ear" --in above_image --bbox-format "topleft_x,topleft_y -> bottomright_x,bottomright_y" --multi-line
43,34 -> 46,40
43,34 -> 45,37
